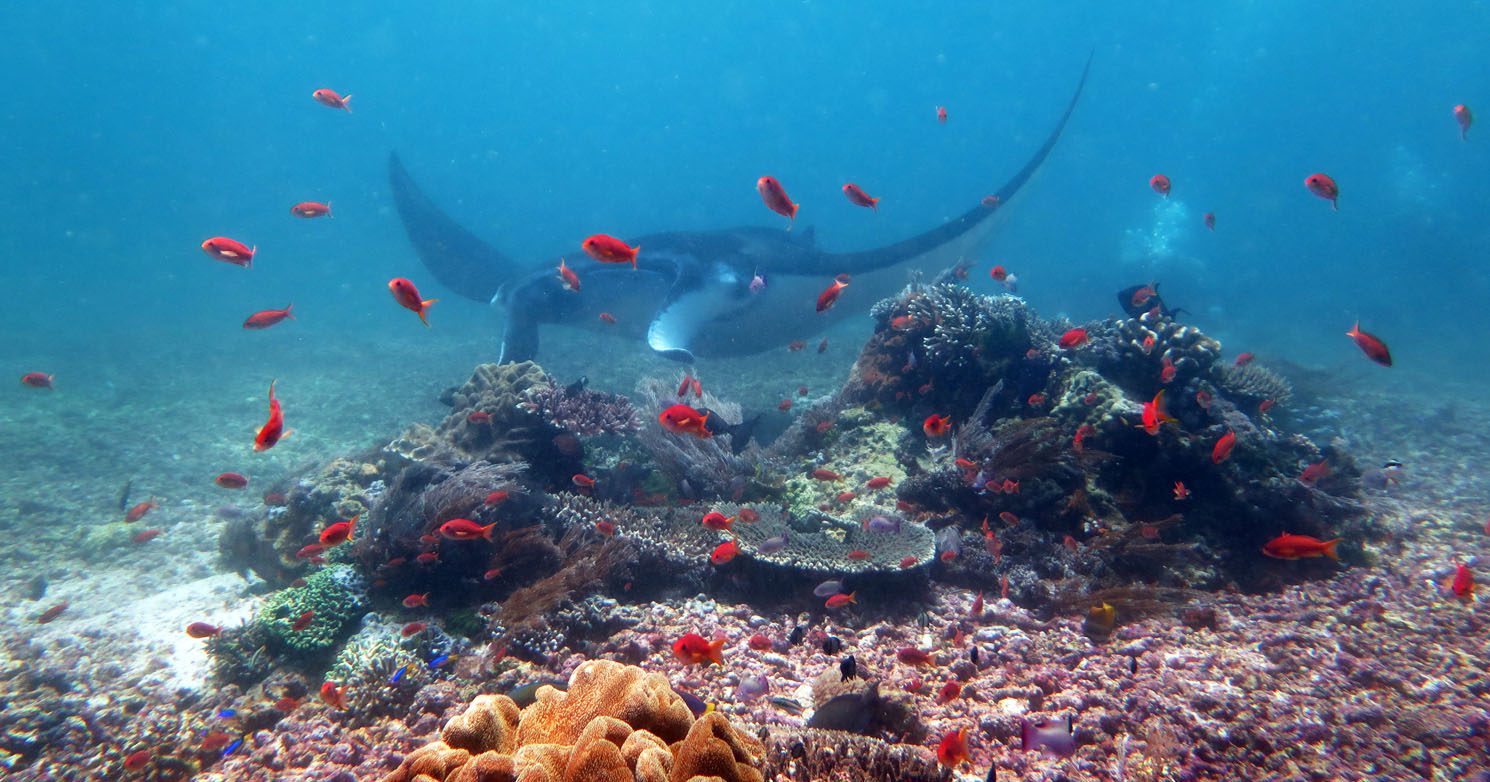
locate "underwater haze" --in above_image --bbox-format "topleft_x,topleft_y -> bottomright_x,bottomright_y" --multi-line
3,2 -> 1490,781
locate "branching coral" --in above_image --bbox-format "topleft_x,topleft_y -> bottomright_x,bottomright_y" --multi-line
634,375 -> 757,499
521,376 -> 641,437
1214,362 -> 1294,406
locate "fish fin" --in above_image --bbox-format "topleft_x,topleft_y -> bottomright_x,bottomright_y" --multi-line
708,638 -> 726,666
1322,539 -> 1341,560
285,303 -> 295,319
389,153 -> 518,302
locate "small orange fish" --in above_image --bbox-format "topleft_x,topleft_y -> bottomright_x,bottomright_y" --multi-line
710,539 -> 739,565
816,274 -> 851,312
594,519 -> 616,535
1261,533 -> 1340,560
185,621 -> 220,638
37,600 -> 69,624
556,257 -> 581,291
810,468 -> 842,481
847,549 -> 870,561
757,175 -> 798,222
1203,211 -> 1216,231
989,264 -> 1008,281
572,473 -> 596,488
1149,174 -> 1171,197
937,680 -> 962,705
787,340 -> 806,352
312,88 -> 352,111
1027,392 -> 1047,407
20,371 -> 54,389
1258,399 -> 1276,414
132,528 -> 162,544
201,236 -> 255,267
1235,352 -> 1255,366
747,634 -> 773,651
658,404 -> 711,438
1299,459 -> 1330,485
598,312 -> 617,324
484,490 -> 509,505
402,593 -> 430,608
243,303 -> 294,329
215,472 -> 249,489
936,106 -> 948,123
581,234 -> 640,269
866,476 -> 892,489
1454,103 -> 1474,141
701,511 -> 735,531
319,515 -> 358,546
467,411 -> 493,424
1448,562 -> 1476,602
125,497 -> 159,522
290,201 -> 332,218
778,398 -> 793,412
319,681 -> 347,709
1159,356 -> 1177,384
202,731 -> 235,751
825,592 -> 857,609
402,621 -> 428,637
254,379 -> 291,451
923,414 -> 952,437
896,647 -> 933,666
842,182 -> 879,211
1305,172 -> 1339,209
998,511 -> 1019,526
1138,390 -> 1177,435
1195,389 -> 1213,409
1346,321 -> 1392,367
123,749 -> 152,770
388,277 -> 437,326
1173,481 -> 1189,500
291,610 -> 314,631
439,518 -> 496,540
672,632 -> 726,666
1058,328 -> 1089,349
1073,424 -> 1095,452
416,551 -> 439,564
1212,431 -> 1237,464
737,507 -> 760,523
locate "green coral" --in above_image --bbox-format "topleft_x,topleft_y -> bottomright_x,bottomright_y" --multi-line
783,410 -> 907,521
255,564 -> 367,657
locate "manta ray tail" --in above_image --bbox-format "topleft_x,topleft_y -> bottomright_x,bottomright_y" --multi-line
388,152 -> 520,302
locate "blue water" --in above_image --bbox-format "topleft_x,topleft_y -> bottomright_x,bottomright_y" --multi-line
2,2 -> 1488,402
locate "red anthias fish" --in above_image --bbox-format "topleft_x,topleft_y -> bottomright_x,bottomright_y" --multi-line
710,539 -> 739,565
402,593 -> 430,608
842,183 -> 879,211
244,304 -> 294,329
1448,562 -> 1476,602
1346,321 -> 1392,367
319,681 -> 347,709
1138,390 -> 1177,435
1262,533 -> 1340,560
1212,430 -> 1237,464
1203,211 -> 1216,231
290,201 -> 332,218
557,258 -> 581,291
1234,352 -> 1255,367
658,404 -> 711,438
402,621 -> 428,637
319,515 -> 357,546
581,234 -> 640,269
312,88 -> 352,111
439,518 -> 496,540
1130,283 -> 1157,308
215,472 -> 249,489
389,278 -> 437,326
185,621 -> 221,638
816,274 -> 851,312
254,380 -> 290,452
201,236 -> 255,268
1305,173 -> 1339,210
125,497 -> 159,522
825,592 -> 857,608
598,312 -> 616,324
866,476 -> 892,489
36,601 -> 69,624
1454,103 -> 1473,141
123,749 -> 152,770
1149,174 -> 1171,197
1058,327 -> 1089,349
936,106 -> 948,123
291,610 -> 315,631
1298,459 -> 1330,485
132,528 -> 162,543
923,414 -> 952,437
936,727 -> 971,768
672,632 -> 726,666
20,372 -> 54,389
701,511 -> 735,531
756,176 -> 798,222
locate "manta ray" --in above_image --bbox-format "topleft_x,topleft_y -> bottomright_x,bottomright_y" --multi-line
390,56 -> 1091,365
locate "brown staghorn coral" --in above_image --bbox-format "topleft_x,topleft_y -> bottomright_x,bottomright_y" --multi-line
383,660 -> 764,782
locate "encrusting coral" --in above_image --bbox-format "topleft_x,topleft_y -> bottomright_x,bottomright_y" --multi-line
382,659 -> 765,782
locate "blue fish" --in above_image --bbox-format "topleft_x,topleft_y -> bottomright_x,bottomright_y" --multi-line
223,737 -> 244,757
389,663 -> 410,684
215,709 -> 237,720
427,653 -> 452,670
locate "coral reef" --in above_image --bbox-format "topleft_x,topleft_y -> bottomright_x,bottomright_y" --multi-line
730,503 -> 936,581
521,376 -> 641,437
1214,361 -> 1294,406
432,361 -> 586,484
252,564 -> 368,660
382,659 -> 765,782
634,375 -> 759,500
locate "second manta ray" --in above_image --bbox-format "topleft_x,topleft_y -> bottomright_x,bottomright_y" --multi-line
390,56 -> 1092,365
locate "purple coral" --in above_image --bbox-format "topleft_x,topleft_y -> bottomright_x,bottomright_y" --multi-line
521,378 -> 640,437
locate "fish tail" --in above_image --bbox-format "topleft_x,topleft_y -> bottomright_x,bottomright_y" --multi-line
285,303 -> 295,319
708,638 -> 726,666
1322,539 -> 1341,560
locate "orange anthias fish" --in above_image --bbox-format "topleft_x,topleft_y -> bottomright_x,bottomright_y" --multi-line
1149,174 -> 1171,197
1298,459 -> 1330,485
312,88 -> 352,111
936,727 -> 971,769
185,621 -> 220,638
1173,481 -> 1189,500
1305,172 -> 1339,210
581,234 -> 640,269
816,274 -> 851,312
673,633 -> 726,666
1212,430 -> 1237,464
1138,390 -> 1177,435
125,497 -> 159,522
1454,103 -> 1473,141
255,380 -> 290,452
842,183 -> 879,211
201,236 -> 255,268
1203,211 -> 1216,231
825,592 -> 857,608
757,175 -> 798,223
923,414 -> 952,437
439,518 -> 496,540
1448,563 -> 1476,602
1262,533 -> 1340,560
20,371 -> 54,389
710,539 -> 739,565
658,404 -> 711,438
701,511 -> 735,532
1346,321 -> 1392,367
1058,327 -> 1089,349
319,681 -> 347,709
936,106 -> 948,123
557,257 -> 581,292
244,304 -> 295,330
290,201 -> 332,218
319,515 -> 358,546
388,277 -> 438,326
402,593 -> 430,608
1159,356 -> 1177,384
291,610 -> 315,631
